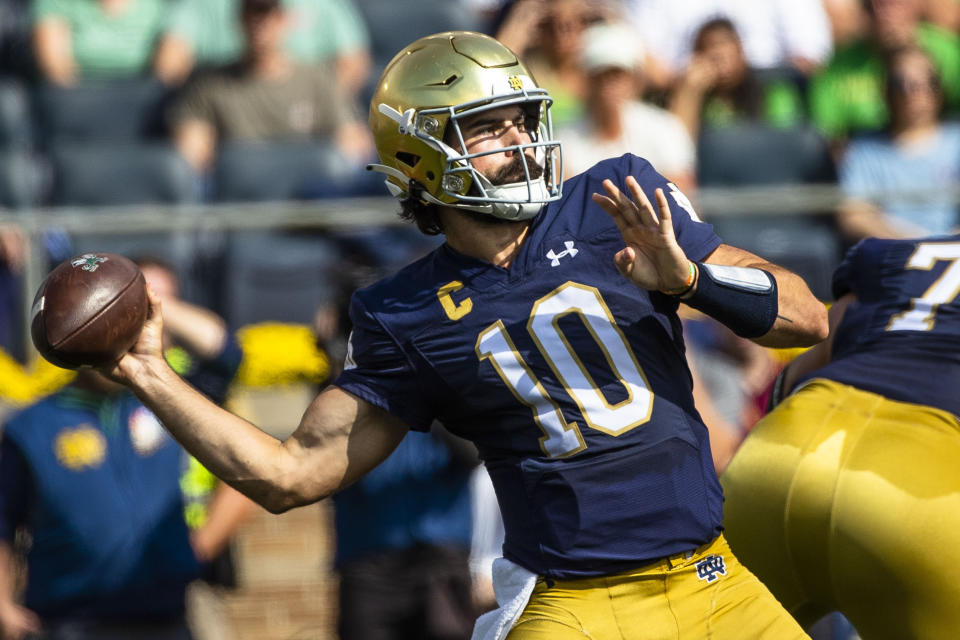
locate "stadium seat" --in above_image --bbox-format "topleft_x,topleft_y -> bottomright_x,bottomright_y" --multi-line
696,124 -> 841,299
697,123 -> 835,187
212,141 -> 347,202
34,79 -> 171,144
0,78 -> 33,150
354,0 -> 481,107
49,142 -> 202,287
0,150 -> 44,209
49,142 -> 198,206
221,230 -> 342,329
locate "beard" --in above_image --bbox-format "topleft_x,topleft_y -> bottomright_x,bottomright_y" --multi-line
488,153 -> 544,185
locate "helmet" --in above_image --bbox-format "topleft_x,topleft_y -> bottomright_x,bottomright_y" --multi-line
367,31 -> 563,221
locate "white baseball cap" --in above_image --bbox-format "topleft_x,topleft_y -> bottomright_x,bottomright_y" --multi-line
580,22 -> 645,74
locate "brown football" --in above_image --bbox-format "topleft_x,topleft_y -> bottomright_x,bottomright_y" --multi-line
31,252 -> 148,369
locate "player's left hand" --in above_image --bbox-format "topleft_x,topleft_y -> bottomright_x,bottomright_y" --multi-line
592,176 -> 692,292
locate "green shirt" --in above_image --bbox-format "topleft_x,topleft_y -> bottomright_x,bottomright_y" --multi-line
33,0 -> 166,78
164,0 -> 369,67
702,79 -> 805,130
809,23 -> 960,141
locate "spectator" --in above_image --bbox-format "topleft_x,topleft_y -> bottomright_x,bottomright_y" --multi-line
822,0 -> 870,48
922,0 -> 960,31
496,0 -> 620,127
557,22 -> 696,192
837,45 -> 960,241
332,428 -> 478,640
0,225 -> 26,361
167,0 -> 372,177
625,0 -> 833,91
809,0 -> 960,145
0,257 -> 250,640
155,0 -> 372,97
669,17 -> 807,141
32,0 -> 167,86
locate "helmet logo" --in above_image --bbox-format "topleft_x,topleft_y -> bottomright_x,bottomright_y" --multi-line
443,174 -> 465,193
508,76 -> 523,90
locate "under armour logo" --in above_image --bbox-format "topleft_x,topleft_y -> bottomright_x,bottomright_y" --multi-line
547,241 -> 578,267
695,554 -> 727,583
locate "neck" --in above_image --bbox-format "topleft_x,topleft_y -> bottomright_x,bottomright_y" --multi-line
892,119 -> 938,144
591,103 -> 623,139
247,51 -> 292,78
441,208 -> 532,268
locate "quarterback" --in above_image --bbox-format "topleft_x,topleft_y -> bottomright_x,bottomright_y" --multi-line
109,32 -> 827,639
723,234 -> 960,639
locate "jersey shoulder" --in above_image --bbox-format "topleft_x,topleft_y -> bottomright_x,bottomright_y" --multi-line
833,235 -> 960,300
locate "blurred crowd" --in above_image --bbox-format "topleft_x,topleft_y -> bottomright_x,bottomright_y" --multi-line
1,0 -> 960,638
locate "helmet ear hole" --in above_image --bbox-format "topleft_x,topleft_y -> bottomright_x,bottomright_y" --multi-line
395,151 -> 420,168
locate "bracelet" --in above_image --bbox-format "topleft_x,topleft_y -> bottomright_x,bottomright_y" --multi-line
659,261 -> 697,296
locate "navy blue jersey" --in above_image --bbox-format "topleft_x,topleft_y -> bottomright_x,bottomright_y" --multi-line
800,235 -> 960,416
335,155 -> 724,579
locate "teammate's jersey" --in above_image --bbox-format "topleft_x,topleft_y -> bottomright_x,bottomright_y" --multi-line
335,154 -> 724,579
798,235 -> 960,416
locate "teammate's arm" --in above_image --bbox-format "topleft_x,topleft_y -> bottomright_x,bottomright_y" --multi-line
110,290 -> 409,514
777,293 -> 855,399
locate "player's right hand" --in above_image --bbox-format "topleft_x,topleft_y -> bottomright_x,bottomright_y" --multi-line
105,285 -> 169,388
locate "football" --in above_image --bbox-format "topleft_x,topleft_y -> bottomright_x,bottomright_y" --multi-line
31,252 -> 148,369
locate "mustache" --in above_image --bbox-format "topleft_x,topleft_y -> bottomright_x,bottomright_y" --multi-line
489,153 -> 544,185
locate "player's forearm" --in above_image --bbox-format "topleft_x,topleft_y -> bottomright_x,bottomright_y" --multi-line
126,357 -> 329,513
752,263 -> 829,348
701,245 -> 828,348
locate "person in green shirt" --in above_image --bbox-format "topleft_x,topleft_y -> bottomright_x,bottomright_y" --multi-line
669,17 -> 806,141
154,0 -> 371,95
809,0 -> 960,144
32,0 -> 167,85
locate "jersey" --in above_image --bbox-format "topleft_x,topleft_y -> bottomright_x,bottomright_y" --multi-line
335,154 -> 724,579
796,235 -> 960,415
0,388 -> 200,620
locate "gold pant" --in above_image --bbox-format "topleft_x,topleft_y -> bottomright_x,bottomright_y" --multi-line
507,534 -> 808,639
722,379 -> 960,639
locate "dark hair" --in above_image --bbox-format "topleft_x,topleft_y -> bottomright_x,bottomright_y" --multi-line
884,45 -> 942,96
242,0 -> 281,15
399,188 -> 444,236
692,16 -> 739,53
691,16 -> 767,121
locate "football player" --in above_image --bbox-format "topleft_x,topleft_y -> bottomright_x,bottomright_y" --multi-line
722,234 -> 960,639
108,32 -> 827,638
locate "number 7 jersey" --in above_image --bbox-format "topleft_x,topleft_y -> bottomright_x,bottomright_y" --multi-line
796,234 -> 960,416
335,155 -> 724,579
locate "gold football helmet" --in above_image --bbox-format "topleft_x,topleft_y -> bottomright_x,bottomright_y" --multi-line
367,31 -> 563,221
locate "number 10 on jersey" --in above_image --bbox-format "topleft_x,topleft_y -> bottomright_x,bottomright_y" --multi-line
476,282 -> 654,458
